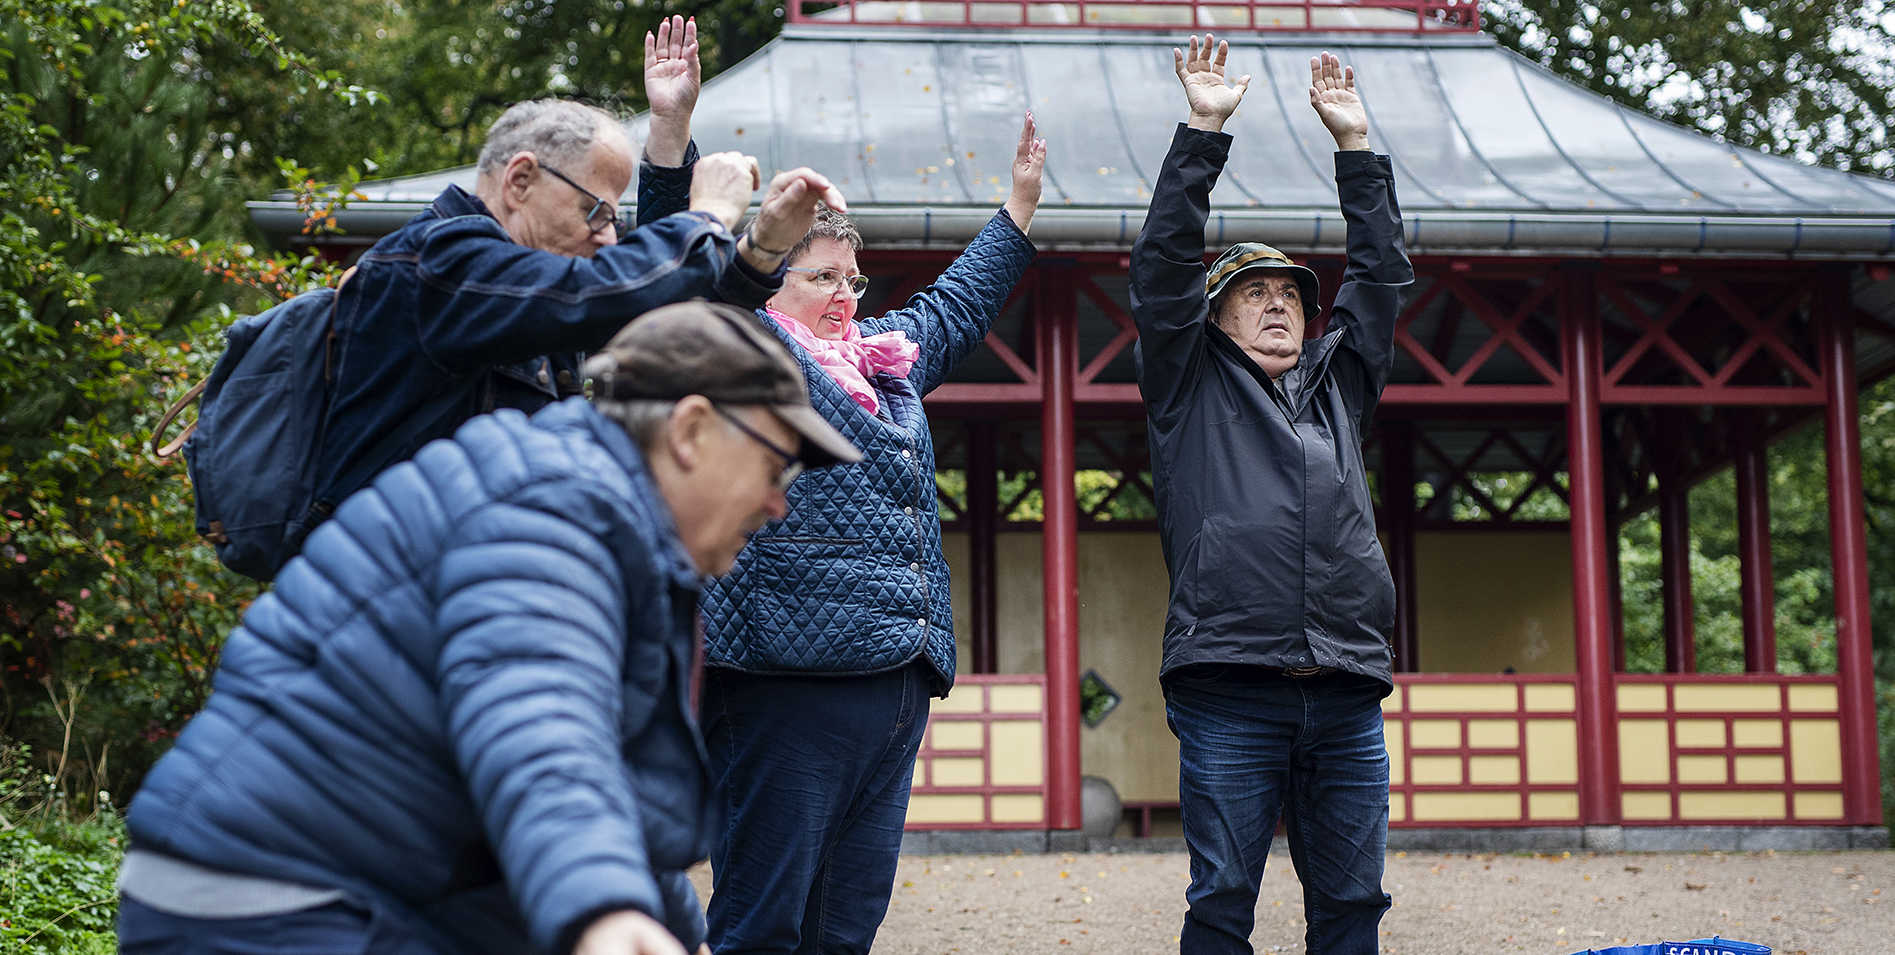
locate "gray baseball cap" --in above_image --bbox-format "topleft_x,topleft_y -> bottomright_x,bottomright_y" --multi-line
583,300 -> 861,468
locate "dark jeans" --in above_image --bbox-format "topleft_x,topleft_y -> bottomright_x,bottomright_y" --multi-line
1164,664 -> 1392,955
118,897 -> 403,954
702,661 -> 931,955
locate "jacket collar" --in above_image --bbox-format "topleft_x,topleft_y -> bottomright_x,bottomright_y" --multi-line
546,397 -> 702,592
428,184 -> 499,225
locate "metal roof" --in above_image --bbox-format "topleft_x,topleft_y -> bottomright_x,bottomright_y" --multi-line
256,26 -> 1895,260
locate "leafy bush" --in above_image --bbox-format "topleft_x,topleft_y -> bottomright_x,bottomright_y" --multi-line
0,812 -> 124,954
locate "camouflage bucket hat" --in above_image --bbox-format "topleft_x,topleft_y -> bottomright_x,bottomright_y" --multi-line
1205,243 -> 1321,321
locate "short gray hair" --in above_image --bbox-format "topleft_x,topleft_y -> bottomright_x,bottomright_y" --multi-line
593,399 -> 677,454
478,99 -> 624,176
785,205 -> 863,265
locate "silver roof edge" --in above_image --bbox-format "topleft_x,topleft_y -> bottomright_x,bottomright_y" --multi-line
251,199 -> 1895,260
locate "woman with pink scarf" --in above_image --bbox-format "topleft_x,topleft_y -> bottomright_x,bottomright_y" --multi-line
697,114 -> 1046,954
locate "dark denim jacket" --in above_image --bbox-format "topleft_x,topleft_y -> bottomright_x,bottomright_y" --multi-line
313,147 -> 779,508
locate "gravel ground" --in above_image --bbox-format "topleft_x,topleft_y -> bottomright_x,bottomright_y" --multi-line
691,849 -> 1892,953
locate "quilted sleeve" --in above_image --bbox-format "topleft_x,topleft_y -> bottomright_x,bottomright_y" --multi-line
635,140 -> 699,227
857,209 -> 1036,396
430,476 -> 664,955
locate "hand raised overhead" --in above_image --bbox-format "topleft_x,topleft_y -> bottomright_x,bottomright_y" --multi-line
643,15 -> 701,166
688,151 -> 762,232
1174,34 -> 1250,132
1003,111 -> 1048,234
1308,51 -> 1369,151
740,167 -> 848,270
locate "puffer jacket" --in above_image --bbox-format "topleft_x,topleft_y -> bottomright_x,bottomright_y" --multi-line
125,398 -> 714,953
700,211 -> 1036,694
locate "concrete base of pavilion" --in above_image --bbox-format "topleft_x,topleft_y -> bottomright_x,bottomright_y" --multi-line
904,826 -> 1889,854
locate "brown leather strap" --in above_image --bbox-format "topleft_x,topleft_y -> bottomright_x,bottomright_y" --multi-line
151,377 -> 208,459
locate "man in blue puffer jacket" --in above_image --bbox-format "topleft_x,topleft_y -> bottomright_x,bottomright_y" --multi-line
119,302 -> 859,955
675,115 -> 1047,954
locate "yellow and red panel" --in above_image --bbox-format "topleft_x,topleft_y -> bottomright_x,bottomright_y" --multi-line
1615,675 -> 1843,824
906,674 -> 1049,829
1386,676 -> 1581,826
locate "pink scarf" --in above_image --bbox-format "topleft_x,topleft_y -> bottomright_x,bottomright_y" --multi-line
767,307 -> 919,415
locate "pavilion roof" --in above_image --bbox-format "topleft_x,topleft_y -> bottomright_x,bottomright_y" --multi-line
259,25 -> 1895,260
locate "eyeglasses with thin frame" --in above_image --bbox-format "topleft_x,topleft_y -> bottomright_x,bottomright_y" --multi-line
537,161 -> 618,235
714,405 -> 805,492
785,266 -> 871,299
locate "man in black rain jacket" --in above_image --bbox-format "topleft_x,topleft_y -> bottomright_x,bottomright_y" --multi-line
1129,35 -> 1414,955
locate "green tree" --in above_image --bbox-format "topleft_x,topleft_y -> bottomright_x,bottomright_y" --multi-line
209,0 -> 787,182
1485,0 -> 1895,175
1,0 -> 362,815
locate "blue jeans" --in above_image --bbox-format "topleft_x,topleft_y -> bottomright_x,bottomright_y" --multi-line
1164,664 -> 1392,955
702,661 -> 931,954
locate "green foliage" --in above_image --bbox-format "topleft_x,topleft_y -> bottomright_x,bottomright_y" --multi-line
1485,0 -> 1895,175
0,742 -> 123,954
1616,420 -> 1839,677
1,0 -> 358,815
934,469 -> 1156,524
221,0 -> 786,179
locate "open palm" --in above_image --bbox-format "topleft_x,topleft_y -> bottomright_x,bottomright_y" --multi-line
644,15 -> 700,121
1308,51 -> 1368,149
1174,34 -> 1250,122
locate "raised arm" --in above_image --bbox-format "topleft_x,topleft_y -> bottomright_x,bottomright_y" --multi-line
634,15 -> 703,232
408,207 -> 761,369
1002,110 -> 1048,234
642,15 -> 699,169
1308,52 -> 1412,424
862,112 -> 1042,393
1128,35 -> 1247,418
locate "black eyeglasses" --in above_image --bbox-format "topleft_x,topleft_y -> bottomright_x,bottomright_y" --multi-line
714,406 -> 804,491
537,161 -> 618,235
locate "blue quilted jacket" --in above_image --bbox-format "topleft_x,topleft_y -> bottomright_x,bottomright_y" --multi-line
125,399 -> 714,954
701,211 -> 1034,693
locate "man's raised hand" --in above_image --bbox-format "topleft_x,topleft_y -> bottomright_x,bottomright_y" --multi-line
1308,51 -> 1369,152
1174,34 -> 1250,133
643,14 -> 700,166
688,151 -> 761,232
741,168 -> 848,271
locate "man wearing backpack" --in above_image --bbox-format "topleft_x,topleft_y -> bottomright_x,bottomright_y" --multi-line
308,18 -> 840,563
121,301 -> 862,955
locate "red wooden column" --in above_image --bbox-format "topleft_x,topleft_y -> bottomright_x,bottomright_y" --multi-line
1381,422 -> 1420,672
1732,412 -> 1778,673
967,420 -> 999,674
1657,438 -> 1697,673
1038,270 -> 1082,831
1817,278 -> 1882,824
1562,267 -> 1620,826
